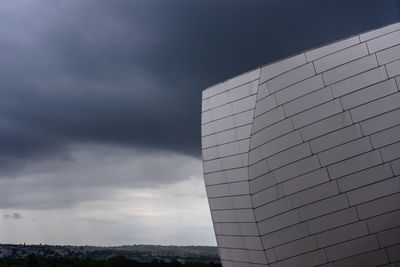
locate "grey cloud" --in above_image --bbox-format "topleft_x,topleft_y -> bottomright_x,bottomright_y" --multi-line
3,212 -> 23,220
0,144 -> 203,209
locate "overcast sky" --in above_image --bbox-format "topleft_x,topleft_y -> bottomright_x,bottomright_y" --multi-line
0,0 -> 399,246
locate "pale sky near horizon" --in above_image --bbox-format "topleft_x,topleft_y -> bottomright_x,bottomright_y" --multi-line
0,0 -> 399,246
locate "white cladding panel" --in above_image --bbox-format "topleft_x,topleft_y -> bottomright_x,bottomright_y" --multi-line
202,22 -> 400,267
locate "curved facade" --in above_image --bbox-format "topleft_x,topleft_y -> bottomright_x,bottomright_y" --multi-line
201,22 -> 400,267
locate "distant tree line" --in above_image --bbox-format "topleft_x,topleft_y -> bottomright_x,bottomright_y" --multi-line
0,254 -> 222,267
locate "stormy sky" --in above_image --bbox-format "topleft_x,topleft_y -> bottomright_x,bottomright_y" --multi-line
0,0 -> 399,246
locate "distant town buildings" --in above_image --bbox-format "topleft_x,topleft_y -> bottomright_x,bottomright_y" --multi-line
0,244 -> 220,263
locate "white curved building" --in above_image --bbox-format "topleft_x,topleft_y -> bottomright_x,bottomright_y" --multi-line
201,22 -> 400,267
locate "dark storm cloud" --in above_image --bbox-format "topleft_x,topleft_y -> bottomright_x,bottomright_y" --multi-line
0,0 -> 399,172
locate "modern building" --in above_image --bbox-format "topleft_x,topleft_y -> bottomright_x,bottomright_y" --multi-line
201,22 -> 400,267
